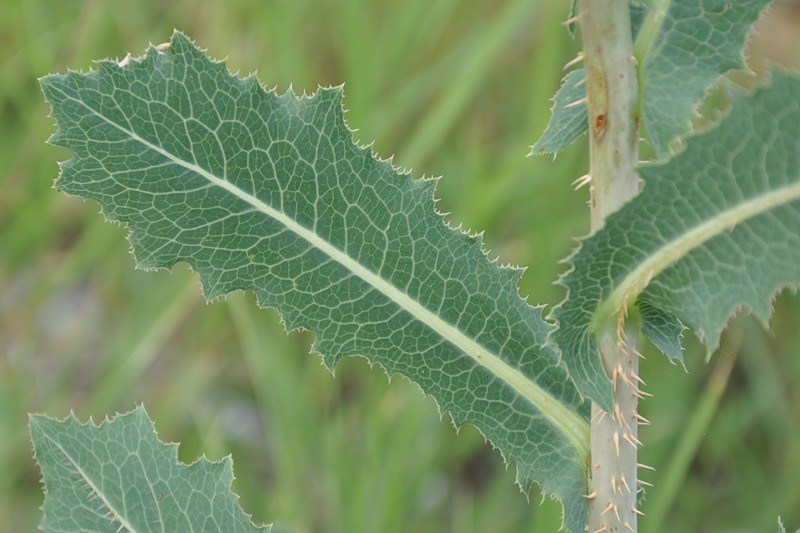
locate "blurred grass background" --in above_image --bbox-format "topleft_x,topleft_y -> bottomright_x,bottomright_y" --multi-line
2,1 -> 800,531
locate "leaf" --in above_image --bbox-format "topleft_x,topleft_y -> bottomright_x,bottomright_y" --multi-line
41,31 -> 591,532
529,69 -> 587,156
636,0 -> 771,156
637,82 -> 800,355
29,406 -> 268,533
553,70 -> 800,407
639,301 -> 685,366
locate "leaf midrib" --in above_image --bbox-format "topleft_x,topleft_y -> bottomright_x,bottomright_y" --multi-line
593,182 -> 800,329
52,82 -> 591,458
38,426 -> 139,533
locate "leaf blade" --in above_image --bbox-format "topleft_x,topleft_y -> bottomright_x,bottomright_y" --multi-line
30,406 -> 268,533
639,301 -> 686,365
637,0 -> 771,156
530,68 -> 587,157
42,32 -> 591,532
553,70 -> 800,405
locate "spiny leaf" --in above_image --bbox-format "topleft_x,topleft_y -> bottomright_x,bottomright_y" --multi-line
30,406 -> 268,533
553,70 -> 800,407
637,72 -> 800,356
41,31 -> 591,532
639,301 -> 686,366
529,68 -> 586,157
636,0 -> 771,157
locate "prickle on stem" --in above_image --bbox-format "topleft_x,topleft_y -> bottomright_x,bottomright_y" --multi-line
564,51 -> 587,69
620,475 -> 632,494
573,173 -> 592,190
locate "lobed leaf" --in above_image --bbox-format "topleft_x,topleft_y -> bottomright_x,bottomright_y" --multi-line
41,32 -> 591,532
637,72 -> 800,356
636,0 -> 771,156
553,70 -> 800,407
30,406 -> 268,533
529,68 -> 587,157
639,301 -> 686,366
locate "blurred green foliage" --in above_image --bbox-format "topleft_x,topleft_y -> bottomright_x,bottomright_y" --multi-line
1,1 -> 799,532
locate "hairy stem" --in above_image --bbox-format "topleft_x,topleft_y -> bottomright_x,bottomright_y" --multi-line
579,1 -> 642,531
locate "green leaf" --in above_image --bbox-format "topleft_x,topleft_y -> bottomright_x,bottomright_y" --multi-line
635,0 -> 771,156
637,74 -> 800,355
639,301 -> 685,366
41,31 -> 591,532
553,70 -> 800,407
30,406 -> 268,533
530,69 -> 586,157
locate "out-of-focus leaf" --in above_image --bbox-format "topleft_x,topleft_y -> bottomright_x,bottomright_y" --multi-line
30,406 -> 269,533
637,0 -> 771,156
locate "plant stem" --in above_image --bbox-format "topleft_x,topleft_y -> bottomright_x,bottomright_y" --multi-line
579,1 -> 642,531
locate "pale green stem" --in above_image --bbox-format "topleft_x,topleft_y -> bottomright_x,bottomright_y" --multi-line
579,1 -> 642,531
